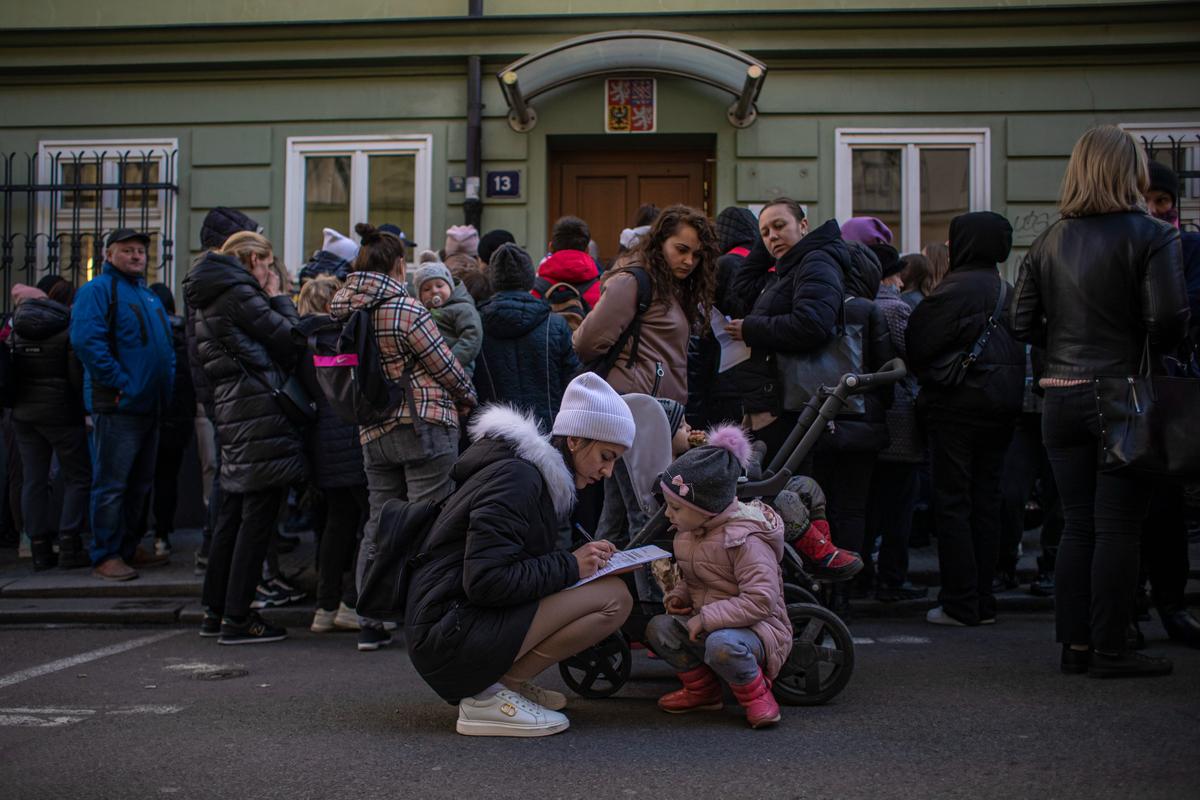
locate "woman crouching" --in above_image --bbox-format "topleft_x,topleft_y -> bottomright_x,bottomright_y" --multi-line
405,373 -> 636,737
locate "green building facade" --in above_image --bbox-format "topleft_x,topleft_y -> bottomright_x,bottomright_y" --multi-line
1,0 -> 1197,299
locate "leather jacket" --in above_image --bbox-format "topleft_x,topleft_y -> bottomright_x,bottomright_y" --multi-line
1011,211 -> 1189,381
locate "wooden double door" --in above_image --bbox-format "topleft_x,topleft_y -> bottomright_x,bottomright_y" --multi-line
548,147 -> 712,264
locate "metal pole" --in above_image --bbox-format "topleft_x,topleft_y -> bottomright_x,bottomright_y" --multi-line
464,0 -> 483,229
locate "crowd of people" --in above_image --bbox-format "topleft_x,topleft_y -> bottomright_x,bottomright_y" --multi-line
0,125 -> 1196,733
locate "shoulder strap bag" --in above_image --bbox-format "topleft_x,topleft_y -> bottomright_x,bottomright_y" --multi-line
202,313 -> 316,428
927,276 -> 1008,388
775,299 -> 867,415
1095,337 -> 1200,478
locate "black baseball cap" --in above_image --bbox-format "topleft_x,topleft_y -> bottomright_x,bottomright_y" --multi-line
378,223 -> 416,248
106,228 -> 151,248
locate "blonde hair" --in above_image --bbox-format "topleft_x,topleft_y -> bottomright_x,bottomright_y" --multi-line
297,275 -> 341,315
922,242 -> 950,293
1058,125 -> 1149,218
219,231 -> 274,268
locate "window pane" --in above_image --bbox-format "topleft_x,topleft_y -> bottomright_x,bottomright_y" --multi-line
368,154 -> 416,243
851,149 -> 902,241
304,156 -> 351,260
60,162 -> 100,210
120,160 -> 159,210
1139,133 -> 1200,231
919,148 -> 970,251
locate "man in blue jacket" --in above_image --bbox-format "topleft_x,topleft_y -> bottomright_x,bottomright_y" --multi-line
70,229 -> 175,580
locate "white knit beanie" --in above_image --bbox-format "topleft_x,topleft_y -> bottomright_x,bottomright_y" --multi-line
322,228 -> 360,263
551,373 -> 637,449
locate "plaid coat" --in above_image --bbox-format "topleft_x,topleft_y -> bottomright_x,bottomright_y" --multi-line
331,271 -> 476,444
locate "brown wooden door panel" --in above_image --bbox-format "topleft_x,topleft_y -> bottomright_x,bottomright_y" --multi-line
551,147 -> 713,263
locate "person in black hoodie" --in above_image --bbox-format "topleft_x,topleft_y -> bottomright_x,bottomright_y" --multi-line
474,244 -> 580,432
8,278 -> 90,570
907,211 -> 1024,627
813,240 -> 896,615
725,199 -> 846,464
184,231 -> 306,645
687,206 -> 759,429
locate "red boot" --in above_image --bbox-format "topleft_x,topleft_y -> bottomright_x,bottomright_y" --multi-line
657,665 -> 724,713
730,670 -> 781,728
793,520 -> 862,582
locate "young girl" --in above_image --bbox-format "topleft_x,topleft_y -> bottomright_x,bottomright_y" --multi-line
644,425 -> 792,728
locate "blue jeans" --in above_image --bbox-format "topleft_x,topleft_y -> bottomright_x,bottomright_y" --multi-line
88,413 -> 159,565
644,614 -> 766,685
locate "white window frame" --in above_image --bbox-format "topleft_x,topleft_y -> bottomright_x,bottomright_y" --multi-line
35,137 -> 178,282
284,134 -> 433,272
834,128 -> 990,253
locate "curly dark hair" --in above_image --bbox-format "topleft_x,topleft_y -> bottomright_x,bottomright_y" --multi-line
609,204 -> 718,329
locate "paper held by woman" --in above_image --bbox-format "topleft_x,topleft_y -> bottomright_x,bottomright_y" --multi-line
570,545 -> 672,589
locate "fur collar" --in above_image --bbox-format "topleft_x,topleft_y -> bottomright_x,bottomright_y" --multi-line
468,404 -> 576,519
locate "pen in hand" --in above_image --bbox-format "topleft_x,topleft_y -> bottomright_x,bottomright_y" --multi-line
574,523 -> 595,542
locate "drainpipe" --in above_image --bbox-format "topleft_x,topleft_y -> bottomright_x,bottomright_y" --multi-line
464,0 -> 484,230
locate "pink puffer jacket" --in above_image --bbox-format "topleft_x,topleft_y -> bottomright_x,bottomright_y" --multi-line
665,500 -> 793,678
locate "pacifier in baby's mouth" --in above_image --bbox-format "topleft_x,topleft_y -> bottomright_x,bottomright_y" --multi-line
427,294 -> 444,308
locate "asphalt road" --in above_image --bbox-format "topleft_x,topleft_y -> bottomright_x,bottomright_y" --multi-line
0,615 -> 1197,800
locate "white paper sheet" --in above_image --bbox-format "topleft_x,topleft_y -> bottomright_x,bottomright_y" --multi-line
709,308 -> 751,373
570,545 -> 672,588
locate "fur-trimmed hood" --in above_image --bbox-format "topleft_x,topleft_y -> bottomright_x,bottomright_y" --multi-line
465,404 -> 576,519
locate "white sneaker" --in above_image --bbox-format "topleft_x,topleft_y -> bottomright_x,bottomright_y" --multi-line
516,681 -> 568,711
926,606 -> 967,627
333,602 -> 361,631
456,688 -> 569,737
311,608 -> 337,633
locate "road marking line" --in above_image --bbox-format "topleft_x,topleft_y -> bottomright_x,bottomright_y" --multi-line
0,713 -> 88,728
0,630 -> 184,690
106,705 -> 183,715
876,635 -> 932,645
0,707 -> 96,715
852,637 -> 875,644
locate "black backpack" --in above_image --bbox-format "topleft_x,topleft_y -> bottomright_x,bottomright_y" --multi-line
356,496 -> 451,620
308,301 -> 408,426
533,275 -> 597,332
584,267 -> 653,379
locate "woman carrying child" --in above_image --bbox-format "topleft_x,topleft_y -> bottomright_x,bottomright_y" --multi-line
644,425 -> 792,729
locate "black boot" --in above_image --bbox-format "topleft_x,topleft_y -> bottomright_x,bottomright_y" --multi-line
56,533 -> 90,570
1160,607 -> 1200,649
831,583 -> 852,621
30,536 -> 59,571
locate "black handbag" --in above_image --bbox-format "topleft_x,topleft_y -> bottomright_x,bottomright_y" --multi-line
879,377 -> 925,464
928,278 -> 1008,387
202,315 -> 317,428
1095,340 -> 1200,478
776,301 -> 866,414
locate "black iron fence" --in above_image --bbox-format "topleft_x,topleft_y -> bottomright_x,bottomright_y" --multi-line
1138,133 -> 1200,233
0,148 -> 178,313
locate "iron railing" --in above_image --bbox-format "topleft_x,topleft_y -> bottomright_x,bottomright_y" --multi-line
1138,133 -> 1200,233
0,148 -> 178,313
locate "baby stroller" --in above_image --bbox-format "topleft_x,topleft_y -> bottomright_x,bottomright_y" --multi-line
558,358 -> 908,707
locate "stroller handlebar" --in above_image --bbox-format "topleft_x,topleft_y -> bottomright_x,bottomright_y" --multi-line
838,357 -> 907,393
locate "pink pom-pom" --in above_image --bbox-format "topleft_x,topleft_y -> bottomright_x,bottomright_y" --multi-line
705,425 -> 753,468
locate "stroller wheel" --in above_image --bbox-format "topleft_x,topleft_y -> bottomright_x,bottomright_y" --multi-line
558,633 -> 632,699
783,582 -> 820,606
773,603 -> 855,706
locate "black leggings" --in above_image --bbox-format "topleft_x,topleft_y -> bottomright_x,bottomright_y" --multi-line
203,487 -> 287,620
1042,385 -> 1150,652
316,485 -> 368,611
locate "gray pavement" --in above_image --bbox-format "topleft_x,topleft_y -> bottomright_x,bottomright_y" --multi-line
0,615 -> 1198,800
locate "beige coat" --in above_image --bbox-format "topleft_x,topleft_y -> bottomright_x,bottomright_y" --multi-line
572,270 -> 689,403
665,500 -> 793,678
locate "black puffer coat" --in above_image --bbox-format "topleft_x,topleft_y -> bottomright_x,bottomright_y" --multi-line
473,290 -> 580,432
906,212 -> 1024,425
183,252 -> 306,493
293,314 -> 365,490
9,298 -> 85,426
820,241 -> 895,453
731,220 -> 847,414
406,406 -> 582,704
161,313 -> 196,428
